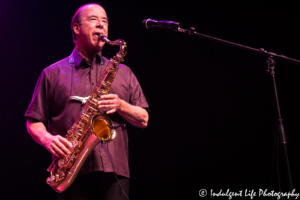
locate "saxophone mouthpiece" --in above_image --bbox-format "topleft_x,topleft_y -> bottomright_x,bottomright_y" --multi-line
97,34 -> 109,43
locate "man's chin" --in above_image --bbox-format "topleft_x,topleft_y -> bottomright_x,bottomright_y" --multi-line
90,44 -> 103,52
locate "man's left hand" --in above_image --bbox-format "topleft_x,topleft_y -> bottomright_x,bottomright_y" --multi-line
98,94 -> 122,114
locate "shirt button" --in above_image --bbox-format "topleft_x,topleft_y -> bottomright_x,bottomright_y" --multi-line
100,149 -> 104,152
92,82 -> 94,85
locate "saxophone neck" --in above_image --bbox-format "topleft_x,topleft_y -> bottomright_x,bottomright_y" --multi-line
99,34 -> 124,46
98,34 -> 127,60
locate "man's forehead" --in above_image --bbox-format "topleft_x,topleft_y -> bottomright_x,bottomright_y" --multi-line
81,4 -> 107,17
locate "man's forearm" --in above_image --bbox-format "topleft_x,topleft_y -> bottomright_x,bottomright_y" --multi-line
117,100 -> 149,128
27,118 -> 52,145
26,118 -> 72,157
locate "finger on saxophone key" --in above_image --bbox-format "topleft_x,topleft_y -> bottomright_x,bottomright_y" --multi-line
57,136 -> 73,155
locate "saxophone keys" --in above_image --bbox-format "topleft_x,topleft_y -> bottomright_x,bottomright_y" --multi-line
81,116 -> 89,122
55,173 -> 60,182
58,171 -> 65,181
47,159 -> 55,172
100,81 -> 111,87
98,89 -> 108,95
58,158 -> 66,168
47,175 -> 55,184
77,141 -> 83,148
74,122 -> 86,129
74,130 -> 82,138
67,162 -> 73,169
88,98 -> 98,108
88,106 -> 98,114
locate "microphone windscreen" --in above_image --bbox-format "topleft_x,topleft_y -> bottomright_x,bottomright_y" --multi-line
142,19 -> 152,29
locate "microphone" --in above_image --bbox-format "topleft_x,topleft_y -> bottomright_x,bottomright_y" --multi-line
142,19 -> 180,31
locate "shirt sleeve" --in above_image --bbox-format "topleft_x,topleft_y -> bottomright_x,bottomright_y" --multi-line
128,68 -> 149,110
24,70 -> 50,125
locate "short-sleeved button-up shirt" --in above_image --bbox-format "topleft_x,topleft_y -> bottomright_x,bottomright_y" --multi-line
25,48 -> 149,178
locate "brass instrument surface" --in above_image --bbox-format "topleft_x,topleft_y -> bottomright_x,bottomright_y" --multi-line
46,35 -> 127,193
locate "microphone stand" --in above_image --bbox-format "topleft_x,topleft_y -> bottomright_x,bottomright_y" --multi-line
175,26 -> 299,195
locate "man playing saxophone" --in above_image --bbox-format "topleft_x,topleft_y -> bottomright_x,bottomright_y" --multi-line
25,3 -> 149,200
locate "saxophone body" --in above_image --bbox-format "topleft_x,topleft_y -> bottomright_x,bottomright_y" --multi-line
46,35 -> 127,193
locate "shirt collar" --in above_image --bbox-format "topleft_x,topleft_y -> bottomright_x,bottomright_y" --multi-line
71,47 -> 102,68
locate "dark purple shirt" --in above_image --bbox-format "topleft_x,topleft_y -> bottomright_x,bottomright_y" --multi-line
25,48 -> 149,178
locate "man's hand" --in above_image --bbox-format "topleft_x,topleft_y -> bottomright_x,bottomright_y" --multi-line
27,118 -> 72,158
98,94 -> 122,114
98,94 -> 149,128
43,135 -> 73,158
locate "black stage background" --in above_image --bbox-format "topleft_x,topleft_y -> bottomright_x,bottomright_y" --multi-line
0,1 -> 299,199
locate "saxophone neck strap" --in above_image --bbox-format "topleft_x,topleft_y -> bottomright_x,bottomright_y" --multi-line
69,52 -> 74,67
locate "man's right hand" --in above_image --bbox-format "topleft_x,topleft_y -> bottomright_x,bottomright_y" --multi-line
27,118 -> 72,158
43,134 -> 73,158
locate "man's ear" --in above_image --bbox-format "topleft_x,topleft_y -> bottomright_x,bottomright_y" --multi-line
73,23 -> 80,35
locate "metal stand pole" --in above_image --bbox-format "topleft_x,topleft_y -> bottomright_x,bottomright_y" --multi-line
160,23 -> 299,194
266,56 -> 294,197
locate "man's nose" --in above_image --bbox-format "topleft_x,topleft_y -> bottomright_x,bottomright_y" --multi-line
96,20 -> 104,29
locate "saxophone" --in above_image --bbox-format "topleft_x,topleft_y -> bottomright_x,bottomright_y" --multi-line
46,34 -> 127,193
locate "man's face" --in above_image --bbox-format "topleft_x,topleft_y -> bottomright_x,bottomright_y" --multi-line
75,5 -> 108,51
